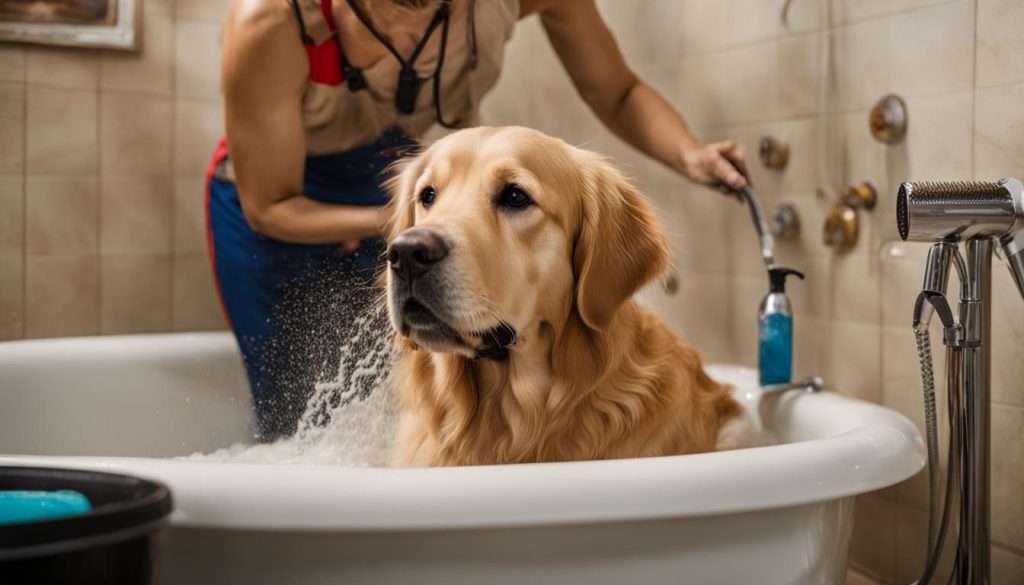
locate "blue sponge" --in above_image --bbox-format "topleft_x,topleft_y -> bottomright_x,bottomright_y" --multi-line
0,490 -> 92,525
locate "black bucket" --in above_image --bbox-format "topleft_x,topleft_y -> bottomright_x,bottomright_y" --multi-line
0,466 -> 173,585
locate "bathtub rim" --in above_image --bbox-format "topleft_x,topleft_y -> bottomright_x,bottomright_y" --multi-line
0,332 -> 925,532
0,398 -> 924,532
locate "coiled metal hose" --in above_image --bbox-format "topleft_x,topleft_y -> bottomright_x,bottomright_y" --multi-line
914,327 -> 941,551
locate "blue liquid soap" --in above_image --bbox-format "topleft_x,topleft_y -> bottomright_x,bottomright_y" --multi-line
759,313 -> 793,385
0,490 -> 92,525
758,267 -> 804,387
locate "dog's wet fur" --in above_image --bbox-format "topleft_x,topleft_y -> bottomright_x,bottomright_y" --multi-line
384,126 -> 745,466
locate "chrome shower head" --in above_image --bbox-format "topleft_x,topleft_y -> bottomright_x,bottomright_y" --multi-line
897,178 -> 1024,300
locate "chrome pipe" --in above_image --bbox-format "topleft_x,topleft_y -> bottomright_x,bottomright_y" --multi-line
956,240 -> 992,585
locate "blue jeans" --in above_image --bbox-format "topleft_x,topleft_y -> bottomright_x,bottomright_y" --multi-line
206,129 -> 415,441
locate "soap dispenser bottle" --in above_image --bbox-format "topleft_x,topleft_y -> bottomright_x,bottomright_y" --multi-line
759,267 -> 805,386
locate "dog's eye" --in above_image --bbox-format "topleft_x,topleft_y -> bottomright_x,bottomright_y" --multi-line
418,186 -> 437,208
496,184 -> 533,210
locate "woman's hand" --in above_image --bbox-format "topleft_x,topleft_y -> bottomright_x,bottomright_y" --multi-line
679,140 -> 751,191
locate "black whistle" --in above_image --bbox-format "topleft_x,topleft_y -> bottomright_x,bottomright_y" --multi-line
395,66 -> 422,115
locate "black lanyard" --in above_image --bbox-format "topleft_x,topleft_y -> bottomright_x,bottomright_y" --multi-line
343,0 -> 463,128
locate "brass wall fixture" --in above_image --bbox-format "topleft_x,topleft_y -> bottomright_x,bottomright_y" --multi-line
869,94 -> 908,144
823,182 -> 877,251
759,136 -> 790,170
770,203 -> 801,239
824,205 -> 859,250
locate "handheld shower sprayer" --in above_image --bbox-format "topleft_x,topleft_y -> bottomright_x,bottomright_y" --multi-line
896,177 -> 1024,585
898,177 -> 1024,299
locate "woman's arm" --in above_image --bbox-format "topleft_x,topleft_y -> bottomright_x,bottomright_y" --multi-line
520,0 -> 749,190
222,0 -> 386,244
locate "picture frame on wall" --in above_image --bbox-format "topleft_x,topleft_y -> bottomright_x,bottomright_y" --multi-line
0,0 -> 140,51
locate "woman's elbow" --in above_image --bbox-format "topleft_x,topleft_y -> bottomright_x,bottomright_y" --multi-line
241,203 -> 275,237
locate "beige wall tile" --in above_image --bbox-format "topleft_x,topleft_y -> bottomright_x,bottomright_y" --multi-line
25,176 -> 98,257
827,320 -> 881,402
175,20 -> 223,101
891,92 -> 974,183
974,82 -> 1024,180
976,0 -> 1024,89
848,492 -> 897,580
992,404 -> 1024,550
992,545 -> 1024,585
891,501 -> 956,584
100,253 -> 172,334
832,0 -> 961,26
889,1 -> 974,100
992,268 -> 1024,407
764,117 -> 820,196
176,0 -> 230,24
0,81 -> 24,176
677,0 -> 730,56
172,252 -> 226,332
25,254 -> 99,338
100,92 -> 173,176
0,175 -> 24,340
25,85 -> 98,176
614,0 -> 685,71
727,275 -> 762,366
667,188 -> 731,276
100,175 -> 172,255
728,0 -> 819,45
845,569 -> 880,585
773,195 -> 833,268
777,33 -> 820,120
879,242 -> 930,328
100,1 -> 175,96
173,175 -> 208,254
25,47 -> 98,90
717,43 -> 779,125
832,17 -> 892,112
831,249 -> 880,324
0,175 -> 23,252
791,317 -> 824,376
0,45 -> 25,81
174,100 -> 224,176
675,52 -> 730,130
665,272 -> 733,362
0,253 -> 23,340
841,111 -> 886,194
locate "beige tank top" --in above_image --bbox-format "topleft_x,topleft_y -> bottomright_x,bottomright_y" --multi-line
292,0 -> 519,154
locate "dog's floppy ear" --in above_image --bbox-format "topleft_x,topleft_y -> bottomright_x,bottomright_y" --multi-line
384,152 -> 422,241
573,155 -> 670,331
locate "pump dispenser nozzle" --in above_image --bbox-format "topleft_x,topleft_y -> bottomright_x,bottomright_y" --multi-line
768,267 -> 805,293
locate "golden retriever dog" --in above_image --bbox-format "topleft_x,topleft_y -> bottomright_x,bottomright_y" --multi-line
384,126 -> 744,466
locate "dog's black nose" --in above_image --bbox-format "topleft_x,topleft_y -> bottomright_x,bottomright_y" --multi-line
388,228 -> 448,281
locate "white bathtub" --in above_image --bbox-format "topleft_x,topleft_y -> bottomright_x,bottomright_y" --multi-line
0,332 -> 924,585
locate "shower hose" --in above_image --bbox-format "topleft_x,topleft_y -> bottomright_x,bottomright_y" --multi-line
912,327 -> 964,585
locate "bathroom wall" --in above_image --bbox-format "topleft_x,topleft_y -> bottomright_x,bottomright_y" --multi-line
0,0 -> 227,339
479,0 -> 1023,583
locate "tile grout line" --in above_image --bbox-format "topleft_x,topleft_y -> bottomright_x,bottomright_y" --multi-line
19,51 -> 27,339
169,0 -> 178,330
96,54 -> 103,335
970,0 -> 978,181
